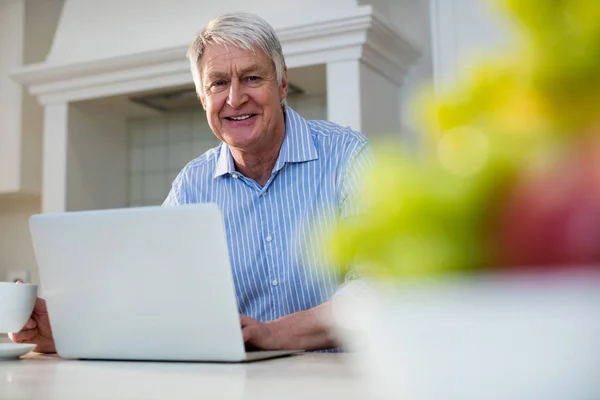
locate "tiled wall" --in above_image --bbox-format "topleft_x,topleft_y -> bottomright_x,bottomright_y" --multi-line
127,111 -> 219,206
127,93 -> 326,206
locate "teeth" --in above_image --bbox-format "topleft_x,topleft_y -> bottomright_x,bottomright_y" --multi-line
230,115 -> 251,121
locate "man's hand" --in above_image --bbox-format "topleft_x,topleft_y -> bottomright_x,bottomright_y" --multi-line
240,315 -> 283,350
239,302 -> 338,351
9,296 -> 56,354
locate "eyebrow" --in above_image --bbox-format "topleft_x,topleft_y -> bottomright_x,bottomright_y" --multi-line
204,64 -> 269,82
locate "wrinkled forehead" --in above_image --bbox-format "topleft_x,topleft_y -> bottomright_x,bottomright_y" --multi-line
200,43 -> 274,79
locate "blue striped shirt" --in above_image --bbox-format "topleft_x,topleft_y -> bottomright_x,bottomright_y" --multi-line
163,107 -> 370,323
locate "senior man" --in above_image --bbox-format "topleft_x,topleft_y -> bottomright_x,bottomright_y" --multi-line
11,12 -> 371,353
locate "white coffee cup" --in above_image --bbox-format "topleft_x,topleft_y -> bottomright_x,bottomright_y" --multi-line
0,282 -> 38,333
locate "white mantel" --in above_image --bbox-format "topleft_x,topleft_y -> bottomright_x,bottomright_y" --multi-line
13,6 -> 417,105
45,0 -> 365,66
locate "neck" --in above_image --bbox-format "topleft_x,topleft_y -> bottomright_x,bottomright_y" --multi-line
231,140 -> 283,186
230,111 -> 286,186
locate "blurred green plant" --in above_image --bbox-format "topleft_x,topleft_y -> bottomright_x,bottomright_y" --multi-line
326,0 -> 600,280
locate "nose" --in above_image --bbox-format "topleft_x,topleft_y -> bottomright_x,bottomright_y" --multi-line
227,80 -> 248,109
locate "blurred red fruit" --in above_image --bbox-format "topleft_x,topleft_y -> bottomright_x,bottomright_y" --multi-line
492,136 -> 600,270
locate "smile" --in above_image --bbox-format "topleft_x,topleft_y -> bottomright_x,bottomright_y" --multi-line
225,114 -> 256,121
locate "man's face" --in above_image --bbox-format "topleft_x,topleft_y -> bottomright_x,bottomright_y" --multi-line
200,43 -> 288,152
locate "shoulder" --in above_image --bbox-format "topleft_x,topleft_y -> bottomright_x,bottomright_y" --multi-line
185,145 -> 220,170
307,119 -> 370,159
307,119 -> 368,146
163,144 -> 221,205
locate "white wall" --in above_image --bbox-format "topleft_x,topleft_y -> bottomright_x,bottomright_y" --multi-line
19,0 -> 65,194
384,0 -> 513,146
66,103 -> 128,211
0,197 -> 41,284
431,0 -> 515,89
389,0 -> 434,146
0,0 -> 25,193
0,0 -> 63,195
360,63 -> 402,139
47,0 -> 361,65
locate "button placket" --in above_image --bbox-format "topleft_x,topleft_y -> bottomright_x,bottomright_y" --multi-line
259,190 -> 280,315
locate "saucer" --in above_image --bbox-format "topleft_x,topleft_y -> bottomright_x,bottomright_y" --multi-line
0,343 -> 36,360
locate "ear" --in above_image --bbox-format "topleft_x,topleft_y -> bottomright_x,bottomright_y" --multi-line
279,67 -> 289,101
193,67 -> 207,110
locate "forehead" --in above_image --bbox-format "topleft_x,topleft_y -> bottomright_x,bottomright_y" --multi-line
200,43 -> 274,77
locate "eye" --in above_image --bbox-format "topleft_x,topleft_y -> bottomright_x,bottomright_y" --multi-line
245,76 -> 261,83
207,80 -> 228,93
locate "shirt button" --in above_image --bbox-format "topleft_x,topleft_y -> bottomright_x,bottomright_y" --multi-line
232,173 -> 239,179
261,192 -> 267,196
266,235 -> 272,242
272,279 -> 279,286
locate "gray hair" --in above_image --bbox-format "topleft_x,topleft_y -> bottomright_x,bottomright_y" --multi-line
187,12 -> 288,107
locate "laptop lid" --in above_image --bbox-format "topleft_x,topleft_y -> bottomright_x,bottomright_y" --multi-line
29,203 -> 249,362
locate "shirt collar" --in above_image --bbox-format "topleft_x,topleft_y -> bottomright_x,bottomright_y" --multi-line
213,106 -> 318,179
213,143 -> 236,178
273,106 -> 318,172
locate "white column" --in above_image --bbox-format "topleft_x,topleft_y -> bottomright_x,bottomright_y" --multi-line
327,59 -> 402,139
42,103 -> 69,214
326,59 -> 362,131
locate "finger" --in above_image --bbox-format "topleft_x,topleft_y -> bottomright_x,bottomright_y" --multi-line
23,318 -> 37,330
240,314 -> 258,327
10,329 -> 38,343
34,297 -> 48,314
242,326 -> 252,342
240,314 -> 251,326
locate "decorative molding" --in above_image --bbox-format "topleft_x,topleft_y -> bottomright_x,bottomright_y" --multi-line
12,6 -> 419,105
362,13 -> 420,85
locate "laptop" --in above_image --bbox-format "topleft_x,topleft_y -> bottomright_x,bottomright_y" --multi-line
29,203 -> 302,362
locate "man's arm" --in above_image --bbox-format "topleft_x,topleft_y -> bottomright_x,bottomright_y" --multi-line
242,142 -> 375,352
241,301 -> 337,351
332,141 -> 374,297
162,168 -> 190,206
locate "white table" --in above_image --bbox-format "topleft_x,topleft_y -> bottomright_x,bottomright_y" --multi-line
1,353 -> 374,399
